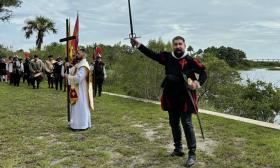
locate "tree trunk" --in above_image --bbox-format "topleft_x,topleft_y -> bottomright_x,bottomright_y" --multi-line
36,31 -> 43,50
37,41 -> 42,50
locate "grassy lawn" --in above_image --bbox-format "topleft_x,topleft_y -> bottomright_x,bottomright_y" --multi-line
0,82 -> 280,168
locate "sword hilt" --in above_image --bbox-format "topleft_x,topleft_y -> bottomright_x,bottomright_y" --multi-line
124,33 -> 141,40
129,33 -> 137,39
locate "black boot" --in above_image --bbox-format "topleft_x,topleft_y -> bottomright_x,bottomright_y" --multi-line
181,112 -> 197,167
185,150 -> 196,167
171,148 -> 185,157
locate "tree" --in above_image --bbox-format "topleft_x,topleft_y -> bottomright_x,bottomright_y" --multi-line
0,0 -> 22,21
199,53 -> 241,101
199,53 -> 280,122
204,46 -> 246,67
187,45 -> 194,55
22,16 -> 57,50
0,44 -> 13,58
196,49 -> 203,55
44,42 -> 66,59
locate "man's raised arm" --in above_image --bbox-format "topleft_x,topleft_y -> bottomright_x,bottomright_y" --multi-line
130,38 -> 166,65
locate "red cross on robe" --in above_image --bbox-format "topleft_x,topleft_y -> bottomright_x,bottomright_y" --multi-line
179,59 -> 188,70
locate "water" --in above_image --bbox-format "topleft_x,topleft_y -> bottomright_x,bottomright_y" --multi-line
239,69 -> 280,123
239,69 -> 280,88
274,115 -> 280,125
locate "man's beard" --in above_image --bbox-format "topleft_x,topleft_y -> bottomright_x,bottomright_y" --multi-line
174,49 -> 184,58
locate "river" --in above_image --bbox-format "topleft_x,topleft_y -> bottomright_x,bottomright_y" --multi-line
239,69 -> 280,88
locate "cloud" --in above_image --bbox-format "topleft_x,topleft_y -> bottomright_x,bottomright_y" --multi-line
209,0 -> 255,6
1,0 -> 280,59
253,21 -> 280,29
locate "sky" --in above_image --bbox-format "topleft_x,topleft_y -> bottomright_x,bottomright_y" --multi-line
1,0 -> 280,59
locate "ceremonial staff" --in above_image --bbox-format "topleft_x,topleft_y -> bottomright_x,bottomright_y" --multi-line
59,19 -> 76,122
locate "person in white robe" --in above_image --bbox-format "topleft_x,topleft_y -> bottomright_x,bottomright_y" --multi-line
66,48 -> 94,130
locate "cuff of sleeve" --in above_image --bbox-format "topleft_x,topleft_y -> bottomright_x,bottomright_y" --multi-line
136,43 -> 142,48
194,80 -> 201,89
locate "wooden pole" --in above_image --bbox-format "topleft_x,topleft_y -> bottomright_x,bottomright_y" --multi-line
66,19 -> 70,122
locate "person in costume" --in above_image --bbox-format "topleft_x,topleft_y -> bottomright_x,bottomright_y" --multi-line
19,57 -> 24,83
93,53 -> 107,97
45,55 -> 55,88
62,57 -> 68,92
6,56 -> 13,84
53,57 -> 64,91
89,61 -> 95,92
131,36 -> 207,167
65,48 -> 94,131
23,57 -> 31,86
0,57 -> 6,82
12,56 -> 21,87
29,55 -> 44,89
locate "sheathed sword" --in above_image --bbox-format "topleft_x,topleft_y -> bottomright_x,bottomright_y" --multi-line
183,73 -> 205,140
126,0 -> 140,41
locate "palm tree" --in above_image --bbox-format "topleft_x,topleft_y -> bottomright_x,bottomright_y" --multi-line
22,16 -> 57,50
187,45 -> 194,55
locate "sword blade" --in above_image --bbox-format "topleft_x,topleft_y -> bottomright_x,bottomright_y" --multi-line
128,0 -> 134,37
186,86 -> 205,140
196,111 -> 205,140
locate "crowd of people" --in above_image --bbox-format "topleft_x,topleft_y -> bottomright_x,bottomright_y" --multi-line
0,55 -> 59,89
0,52 -> 107,97
0,56 -> 24,86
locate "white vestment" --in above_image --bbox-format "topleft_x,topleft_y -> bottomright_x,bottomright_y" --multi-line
68,59 -> 93,129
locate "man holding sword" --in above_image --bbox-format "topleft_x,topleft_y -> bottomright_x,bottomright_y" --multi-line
131,36 -> 207,167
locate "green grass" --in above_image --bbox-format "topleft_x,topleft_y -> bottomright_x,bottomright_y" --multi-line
0,82 -> 280,168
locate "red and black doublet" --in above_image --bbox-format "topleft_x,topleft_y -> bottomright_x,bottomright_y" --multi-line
138,44 -> 207,113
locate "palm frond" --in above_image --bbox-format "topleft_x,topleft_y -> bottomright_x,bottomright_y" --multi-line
25,30 -> 33,39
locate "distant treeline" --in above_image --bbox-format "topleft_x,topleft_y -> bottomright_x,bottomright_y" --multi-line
2,42 -> 280,69
203,46 -> 280,69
